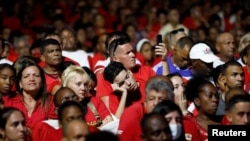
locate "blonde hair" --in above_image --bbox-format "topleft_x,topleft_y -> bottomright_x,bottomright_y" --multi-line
61,65 -> 90,87
238,32 -> 250,53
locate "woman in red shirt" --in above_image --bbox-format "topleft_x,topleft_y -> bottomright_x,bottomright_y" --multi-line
61,65 -> 113,129
3,62 -> 56,129
183,76 -> 221,141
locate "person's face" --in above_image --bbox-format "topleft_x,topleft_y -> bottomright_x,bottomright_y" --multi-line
67,74 -> 89,101
143,115 -> 172,141
15,40 -> 30,57
3,111 -> 27,141
224,65 -> 244,89
56,89 -> 78,107
60,29 -> 77,50
61,106 -> 83,126
65,121 -> 89,141
209,28 -> 219,42
97,34 -> 107,54
170,76 -> 184,104
76,29 -> 86,44
113,70 -> 130,89
165,110 -> 182,125
227,101 -> 250,125
168,9 -> 179,24
218,34 -> 235,58
2,44 -> 10,58
191,59 -> 213,77
145,90 -> 169,113
141,43 -> 154,62
174,46 -> 190,68
126,25 -> 136,40
43,44 -> 62,66
113,43 -> 136,70
194,83 -> 219,115
0,67 -> 15,95
19,66 -> 42,94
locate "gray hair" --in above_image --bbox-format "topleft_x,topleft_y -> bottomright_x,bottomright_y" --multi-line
145,78 -> 174,101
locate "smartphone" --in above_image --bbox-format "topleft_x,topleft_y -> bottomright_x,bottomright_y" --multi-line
156,34 -> 163,45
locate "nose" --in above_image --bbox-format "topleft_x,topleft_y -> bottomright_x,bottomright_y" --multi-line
243,114 -> 249,124
18,123 -> 25,132
130,51 -> 135,57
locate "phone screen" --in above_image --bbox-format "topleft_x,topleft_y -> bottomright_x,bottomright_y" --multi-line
156,34 -> 163,45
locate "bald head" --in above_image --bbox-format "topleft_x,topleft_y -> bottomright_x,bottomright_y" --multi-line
54,87 -> 78,108
216,32 -> 235,61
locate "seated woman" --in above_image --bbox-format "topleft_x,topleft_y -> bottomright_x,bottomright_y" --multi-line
3,62 -> 57,129
183,76 -> 222,141
61,65 -> 114,130
0,107 -> 32,141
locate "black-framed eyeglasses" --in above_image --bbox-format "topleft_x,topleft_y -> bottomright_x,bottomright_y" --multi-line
170,28 -> 185,35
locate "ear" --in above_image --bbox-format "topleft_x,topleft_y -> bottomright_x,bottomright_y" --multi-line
215,43 -> 221,53
243,56 -> 248,64
111,56 -> 118,62
0,129 -> 5,139
218,74 -> 226,84
226,111 -> 233,124
40,55 -> 45,62
194,97 -> 200,108
19,82 -> 23,90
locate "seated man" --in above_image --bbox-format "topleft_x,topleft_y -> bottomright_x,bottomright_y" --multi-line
96,36 -> 155,117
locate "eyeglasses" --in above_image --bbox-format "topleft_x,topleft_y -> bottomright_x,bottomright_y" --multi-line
170,28 -> 185,35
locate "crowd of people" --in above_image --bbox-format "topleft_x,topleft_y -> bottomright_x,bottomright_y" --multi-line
0,0 -> 250,141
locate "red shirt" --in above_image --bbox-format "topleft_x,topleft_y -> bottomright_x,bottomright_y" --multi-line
85,96 -> 111,127
32,120 -> 99,141
44,73 -> 61,95
117,103 -> 146,141
243,66 -> 250,92
3,94 -> 57,129
96,65 -> 155,115
90,52 -> 106,70
32,122 -> 62,141
183,115 -> 206,141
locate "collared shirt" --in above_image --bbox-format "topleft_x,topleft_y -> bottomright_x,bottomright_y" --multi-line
3,94 -> 57,129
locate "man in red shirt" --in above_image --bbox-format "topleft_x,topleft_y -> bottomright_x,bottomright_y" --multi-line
40,39 -> 62,95
96,34 -> 155,117
117,76 -> 174,141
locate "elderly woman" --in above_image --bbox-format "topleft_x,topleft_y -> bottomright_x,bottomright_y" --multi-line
3,62 -> 56,129
61,65 -> 114,130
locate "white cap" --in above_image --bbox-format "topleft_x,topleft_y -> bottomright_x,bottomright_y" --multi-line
189,43 -> 219,63
136,38 -> 149,52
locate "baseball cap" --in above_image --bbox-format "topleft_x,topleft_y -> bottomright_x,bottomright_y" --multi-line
189,43 -> 219,63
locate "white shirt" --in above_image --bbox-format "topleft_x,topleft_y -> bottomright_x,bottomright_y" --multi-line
62,50 -> 90,68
